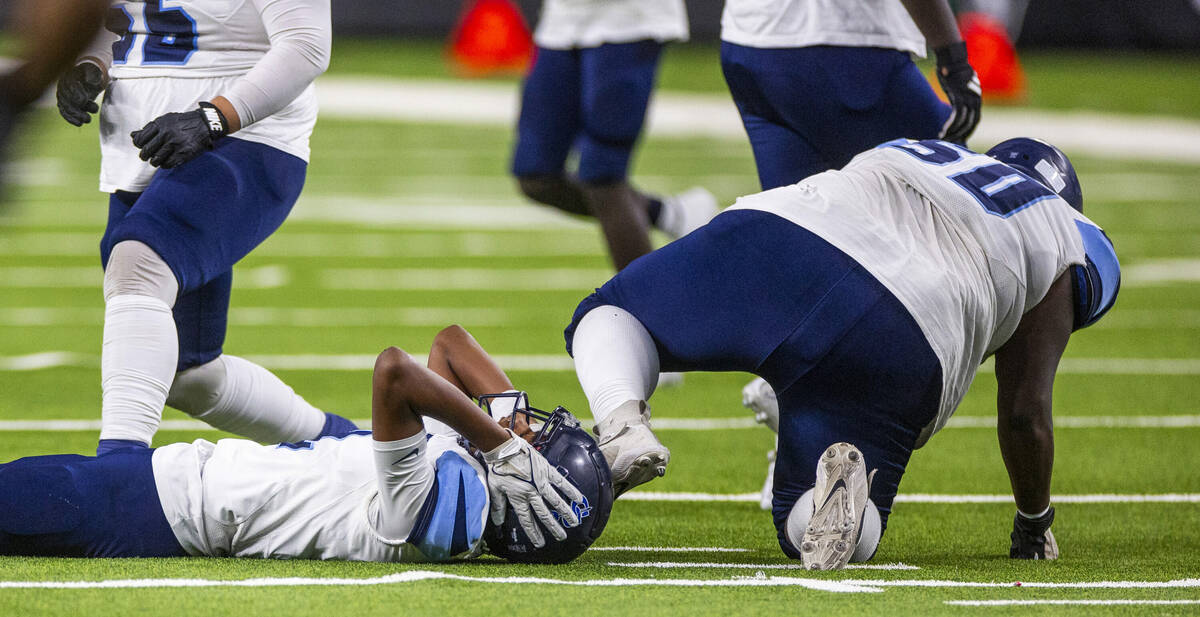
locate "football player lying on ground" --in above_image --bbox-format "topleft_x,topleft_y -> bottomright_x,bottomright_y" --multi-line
0,326 -> 612,563
566,137 -> 1120,570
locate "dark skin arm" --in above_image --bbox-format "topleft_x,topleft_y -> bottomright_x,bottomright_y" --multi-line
993,273 -> 1075,514
897,0 -> 963,50
2,0 -> 107,107
427,324 -> 534,440
370,346 -> 509,451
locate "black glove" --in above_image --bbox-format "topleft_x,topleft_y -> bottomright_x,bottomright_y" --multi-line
1010,507 -> 1059,559
56,62 -> 107,127
130,102 -> 228,169
934,41 -> 982,145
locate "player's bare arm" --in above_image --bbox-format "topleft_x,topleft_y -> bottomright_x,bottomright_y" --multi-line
370,345 -> 584,547
427,325 -> 515,398
993,272 -> 1075,558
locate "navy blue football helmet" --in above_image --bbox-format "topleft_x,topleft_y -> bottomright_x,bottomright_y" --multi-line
476,392 -> 613,564
986,137 -> 1083,212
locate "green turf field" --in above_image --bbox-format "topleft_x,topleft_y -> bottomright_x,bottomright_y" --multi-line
1,40 -> 1199,615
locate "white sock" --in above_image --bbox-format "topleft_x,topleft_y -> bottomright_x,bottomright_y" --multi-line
166,354 -> 326,443
99,294 -> 178,445
571,305 -> 660,425
784,490 -> 883,563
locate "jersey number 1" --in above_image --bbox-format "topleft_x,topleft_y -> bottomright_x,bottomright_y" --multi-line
108,2 -> 198,66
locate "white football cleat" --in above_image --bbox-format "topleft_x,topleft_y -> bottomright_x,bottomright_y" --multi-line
743,377 -> 780,510
594,402 -> 670,497
800,442 -> 875,571
658,187 -> 718,239
760,444 -> 776,511
742,377 -> 779,433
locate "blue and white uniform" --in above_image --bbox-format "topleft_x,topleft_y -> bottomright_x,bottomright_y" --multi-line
88,0 -> 329,370
720,0 -> 951,189
566,139 -> 1119,544
0,425 -> 490,562
512,0 -> 688,183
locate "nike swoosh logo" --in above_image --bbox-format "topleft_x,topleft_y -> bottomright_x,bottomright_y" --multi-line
391,448 -> 421,466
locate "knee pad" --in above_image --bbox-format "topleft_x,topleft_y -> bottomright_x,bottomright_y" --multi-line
103,240 -> 179,306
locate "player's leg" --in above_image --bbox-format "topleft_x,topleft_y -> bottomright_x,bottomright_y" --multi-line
99,138 -> 352,450
165,272 -> 355,442
0,449 -> 186,557
578,41 -> 716,268
766,271 -> 942,569
566,209 -> 860,492
720,42 -> 834,189
512,47 -> 588,215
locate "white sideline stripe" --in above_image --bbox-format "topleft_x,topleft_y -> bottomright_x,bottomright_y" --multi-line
314,76 -> 1200,164
6,352 -> 1200,375
0,572 -> 870,593
590,546 -> 750,553
0,266 -> 289,289
2,572 -> 1196,593
3,415 -> 1196,431
620,492 -> 1200,504
947,600 -> 1200,607
289,195 -> 593,230
0,230 -> 605,258
607,561 -> 920,571
0,307 -> 522,328
1122,259 -> 1200,286
319,268 -> 613,291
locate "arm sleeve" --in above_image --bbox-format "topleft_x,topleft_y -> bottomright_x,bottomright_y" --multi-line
79,27 -> 119,69
224,0 -> 331,128
371,432 -> 435,541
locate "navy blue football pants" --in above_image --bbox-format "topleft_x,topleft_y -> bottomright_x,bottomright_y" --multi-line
721,43 -> 951,190
100,138 -> 306,371
0,448 -> 185,557
566,209 -> 943,556
512,41 -> 664,184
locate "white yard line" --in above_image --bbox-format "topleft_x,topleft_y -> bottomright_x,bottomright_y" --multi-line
947,600 -> 1200,606
1,571 -> 1196,594
619,492 -> 1200,504
318,267 -> 613,291
0,307 -> 522,328
606,561 -> 920,571
314,76 -> 1200,164
0,266 -> 289,289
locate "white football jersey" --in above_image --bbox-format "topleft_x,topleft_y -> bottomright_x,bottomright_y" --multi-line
720,0 -> 925,56
95,0 -> 323,191
151,431 -> 490,562
728,139 -> 1118,445
534,0 -> 689,50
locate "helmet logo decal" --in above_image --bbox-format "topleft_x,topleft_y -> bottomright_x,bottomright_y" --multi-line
1034,158 -> 1067,192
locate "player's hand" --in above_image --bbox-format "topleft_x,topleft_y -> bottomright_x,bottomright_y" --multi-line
934,41 -> 982,145
1010,507 -> 1059,559
56,62 -> 107,127
483,431 -> 585,548
130,102 -> 227,169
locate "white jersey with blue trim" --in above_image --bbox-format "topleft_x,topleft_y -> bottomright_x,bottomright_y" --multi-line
150,430 -> 489,562
728,139 -> 1119,445
720,0 -> 925,56
534,0 -> 689,50
93,0 -> 327,191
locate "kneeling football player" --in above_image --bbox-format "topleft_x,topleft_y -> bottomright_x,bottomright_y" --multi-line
565,137 -> 1119,569
0,326 -> 612,564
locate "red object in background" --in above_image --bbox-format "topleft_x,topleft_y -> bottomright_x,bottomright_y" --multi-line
449,0 -> 535,76
959,12 -> 1027,103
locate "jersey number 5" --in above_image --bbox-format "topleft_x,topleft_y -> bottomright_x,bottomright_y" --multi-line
888,140 -> 1058,218
108,2 -> 198,66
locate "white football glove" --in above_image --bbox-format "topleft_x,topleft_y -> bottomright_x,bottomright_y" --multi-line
483,431 -> 585,548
